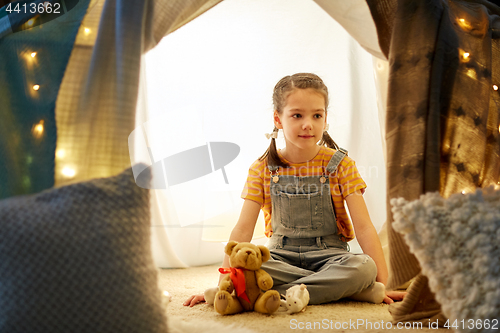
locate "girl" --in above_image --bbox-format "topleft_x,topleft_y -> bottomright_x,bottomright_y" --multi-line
184,73 -> 405,306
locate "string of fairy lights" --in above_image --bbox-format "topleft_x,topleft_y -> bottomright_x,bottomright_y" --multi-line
374,16 -> 500,191
22,18 -> 94,181
18,12 -> 500,188
456,16 -> 500,190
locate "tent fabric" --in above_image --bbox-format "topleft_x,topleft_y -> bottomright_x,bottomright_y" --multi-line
2,0 -> 499,320
313,0 -> 385,60
363,0 -> 500,321
54,0 -> 222,187
0,0 -> 91,199
367,0 -> 500,289
139,0 -> 387,267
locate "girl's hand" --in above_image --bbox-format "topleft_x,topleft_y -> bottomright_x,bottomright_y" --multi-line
383,290 -> 406,304
183,294 -> 205,307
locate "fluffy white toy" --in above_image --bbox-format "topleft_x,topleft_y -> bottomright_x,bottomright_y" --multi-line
204,287 -> 218,305
279,284 -> 310,314
162,290 -> 172,306
207,284 -> 310,314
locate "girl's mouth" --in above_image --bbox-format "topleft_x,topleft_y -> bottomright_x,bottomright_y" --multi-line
299,135 -> 314,139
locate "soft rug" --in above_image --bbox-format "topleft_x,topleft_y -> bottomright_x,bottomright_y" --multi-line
158,265 -> 450,333
391,186 -> 500,333
167,316 -> 257,333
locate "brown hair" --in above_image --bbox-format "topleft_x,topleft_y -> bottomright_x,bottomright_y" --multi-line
259,73 -> 339,168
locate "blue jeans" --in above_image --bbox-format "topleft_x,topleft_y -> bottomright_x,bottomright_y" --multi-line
261,240 -> 377,305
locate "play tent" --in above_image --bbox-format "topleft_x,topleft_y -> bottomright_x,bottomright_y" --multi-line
1,0 -> 499,324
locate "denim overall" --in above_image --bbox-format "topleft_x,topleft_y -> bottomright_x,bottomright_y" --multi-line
260,149 -> 377,305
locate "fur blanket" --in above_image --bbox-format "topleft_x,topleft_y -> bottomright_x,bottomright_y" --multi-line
391,186 -> 500,333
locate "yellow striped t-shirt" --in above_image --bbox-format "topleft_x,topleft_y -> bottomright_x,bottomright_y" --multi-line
240,146 -> 366,241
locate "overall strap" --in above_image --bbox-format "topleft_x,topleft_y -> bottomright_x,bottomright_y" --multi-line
326,148 -> 348,173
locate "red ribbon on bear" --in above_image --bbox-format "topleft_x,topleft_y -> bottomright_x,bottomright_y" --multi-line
218,267 -> 250,303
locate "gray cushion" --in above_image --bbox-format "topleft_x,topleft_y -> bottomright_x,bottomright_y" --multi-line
391,187 -> 500,329
0,166 -> 167,333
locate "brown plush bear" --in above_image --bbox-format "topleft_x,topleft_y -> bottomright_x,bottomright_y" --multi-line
214,241 -> 281,315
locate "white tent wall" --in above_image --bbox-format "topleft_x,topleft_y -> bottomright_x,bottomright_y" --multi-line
134,0 -> 388,268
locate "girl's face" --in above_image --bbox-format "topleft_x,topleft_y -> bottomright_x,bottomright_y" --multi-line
274,88 -> 327,156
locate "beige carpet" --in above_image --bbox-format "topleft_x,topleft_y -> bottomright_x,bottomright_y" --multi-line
158,264 -> 449,333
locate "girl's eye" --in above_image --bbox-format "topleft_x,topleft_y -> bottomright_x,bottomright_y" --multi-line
292,114 -> 302,118
314,114 -> 323,119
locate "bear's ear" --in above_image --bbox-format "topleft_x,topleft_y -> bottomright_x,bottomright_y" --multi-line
225,241 -> 239,256
258,245 -> 271,263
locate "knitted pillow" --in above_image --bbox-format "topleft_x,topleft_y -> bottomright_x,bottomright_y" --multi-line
0,166 -> 168,333
391,186 -> 500,333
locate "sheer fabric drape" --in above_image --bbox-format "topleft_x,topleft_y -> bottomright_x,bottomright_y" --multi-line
54,0 -> 388,268
138,0 -> 388,267
54,0 -> 223,187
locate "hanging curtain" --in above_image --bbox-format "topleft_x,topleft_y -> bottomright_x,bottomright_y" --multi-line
1,0 -> 387,267
53,0 -> 223,187
139,0 -> 387,267
0,0 -> 222,198
0,0 -> 92,199
364,0 -> 500,322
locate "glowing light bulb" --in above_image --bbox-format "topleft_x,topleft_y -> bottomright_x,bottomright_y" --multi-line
84,28 -> 91,35
457,18 -> 472,30
32,120 -> 44,138
459,49 -> 471,63
56,149 -> 66,159
494,85 -> 498,91
23,176 -> 31,188
61,167 -> 76,178
31,52 -> 37,58
34,124 -> 43,133
461,190 -> 466,194
27,19 -> 35,27
33,84 -> 40,91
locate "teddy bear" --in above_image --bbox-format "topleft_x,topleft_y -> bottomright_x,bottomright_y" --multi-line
279,284 -> 310,314
213,241 -> 281,315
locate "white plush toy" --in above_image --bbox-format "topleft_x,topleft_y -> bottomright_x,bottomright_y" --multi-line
162,290 -> 172,306
204,287 -> 218,305
279,284 -> 310,314
207,284 -> 310,314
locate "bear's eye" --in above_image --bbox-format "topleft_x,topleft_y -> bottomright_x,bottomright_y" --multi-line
294,301 -> 297,304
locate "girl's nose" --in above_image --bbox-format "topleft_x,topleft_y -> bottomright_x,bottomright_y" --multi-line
302,121 -> 312,130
